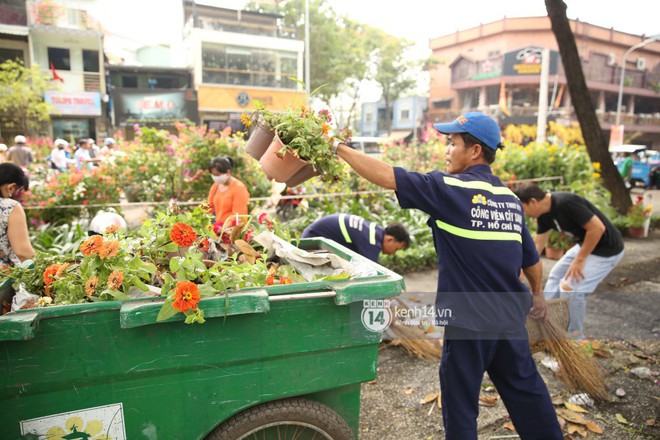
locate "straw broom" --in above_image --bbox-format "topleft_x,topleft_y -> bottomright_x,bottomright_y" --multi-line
537,319 -> 608,401
385,299 -> 442,361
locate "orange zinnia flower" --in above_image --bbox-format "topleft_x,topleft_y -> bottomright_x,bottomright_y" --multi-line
172,281 -> 201,312
266,274 -> 275,286
279,277 -> 293,285
105,224 -> 118,234
43,264 -> 60,286
98,241 -> 120,259
321,123 -> 331,135
85,276 -> 98,296
107,270 -> 124,290
80,235 -> 104,256
197,238 -> 210,252
170,222 -> 197,247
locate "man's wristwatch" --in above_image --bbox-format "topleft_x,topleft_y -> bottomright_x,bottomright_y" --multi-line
331,139 -> 342,154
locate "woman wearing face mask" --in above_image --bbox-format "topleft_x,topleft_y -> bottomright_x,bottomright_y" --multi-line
0,163 -> 35,267
207,156 -> 250,225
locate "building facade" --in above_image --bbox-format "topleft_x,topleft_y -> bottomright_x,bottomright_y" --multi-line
428,17 -> 660,147
361,96 -> 428,138
107,65 -> 198,138
182,1 -> 305,132
25,0 -> 107,141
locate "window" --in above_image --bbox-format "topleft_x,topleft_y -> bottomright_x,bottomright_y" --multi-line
400,109 -> 410,121
201,44 -> 298,89
365,113 -> 373,124
154,77 -> 176,88
122,75 -> 138,88
82,50 -> 99,72
0,48 -> 24,64
48,47 -> 70,70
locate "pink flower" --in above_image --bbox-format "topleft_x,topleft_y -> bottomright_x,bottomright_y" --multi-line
258,213 -> 269,224
318,109 -> 332,123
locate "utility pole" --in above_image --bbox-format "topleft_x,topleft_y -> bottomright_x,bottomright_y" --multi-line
536,48 -> 550,143
304,0 -> 310,100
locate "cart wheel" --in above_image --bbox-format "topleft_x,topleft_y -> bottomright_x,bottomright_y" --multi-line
206,397 -> 355,440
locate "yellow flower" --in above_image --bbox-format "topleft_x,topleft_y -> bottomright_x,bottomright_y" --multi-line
593,172 -> 601,179
240,113 -> 252,127
592,162 -> 601,171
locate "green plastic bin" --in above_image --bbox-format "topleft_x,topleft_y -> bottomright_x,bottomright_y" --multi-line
0,238 -> 405,439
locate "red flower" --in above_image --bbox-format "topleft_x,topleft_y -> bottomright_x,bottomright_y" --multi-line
198,238 -> 210,252
43,264 -> 60,286
243,229 -> 254,242
170,222 -> 197,247
266,274 -> 275,286
80,235 -> 103,256
212,222 -> 223,235
173,281 -> 201,312
98,241 -> 120,259
258,213 -> 269,224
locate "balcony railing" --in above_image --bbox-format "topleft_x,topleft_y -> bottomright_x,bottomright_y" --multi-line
186,15 -> 297,39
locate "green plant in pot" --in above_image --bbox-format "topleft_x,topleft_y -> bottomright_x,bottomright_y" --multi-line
257,80 -> 351,184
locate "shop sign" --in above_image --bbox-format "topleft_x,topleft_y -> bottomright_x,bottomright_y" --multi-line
45,91 -> 102,116
112,90 -> 199,125
502,47 -> 560,76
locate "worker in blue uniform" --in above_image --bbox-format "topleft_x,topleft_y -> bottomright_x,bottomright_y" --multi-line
301,214 -> 410,262
332,112 -> 563,439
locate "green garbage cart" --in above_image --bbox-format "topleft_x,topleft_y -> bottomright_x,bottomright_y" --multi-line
0,238 -> 405,440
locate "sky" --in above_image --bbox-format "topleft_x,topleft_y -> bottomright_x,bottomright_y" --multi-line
91,0 -> 658,101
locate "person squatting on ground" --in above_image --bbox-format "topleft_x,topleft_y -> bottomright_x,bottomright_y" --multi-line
514,183 -> 624,339
301,213 -> 409,262
207,156 -> 250,226
334,112 -> 562,439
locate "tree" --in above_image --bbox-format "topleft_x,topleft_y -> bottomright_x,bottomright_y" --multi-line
545,0 -> 631,214
0,59 -> 54,137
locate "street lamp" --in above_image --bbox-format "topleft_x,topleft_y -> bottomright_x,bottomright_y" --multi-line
615,34 -> 660,125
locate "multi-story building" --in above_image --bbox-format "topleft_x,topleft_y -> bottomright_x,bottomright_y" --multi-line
361,96 -> 428,138
428,17 -> 660,147
107,64 -> 198,138
26,0 -> 106,141
182,1 -> 305,132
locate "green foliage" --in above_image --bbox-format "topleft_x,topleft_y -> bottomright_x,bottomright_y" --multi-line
0,59 -> 54,135
547,230 -> 573,251
30,222 -> 88,254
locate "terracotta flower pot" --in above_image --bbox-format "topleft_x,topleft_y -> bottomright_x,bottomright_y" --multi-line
627,226 -> 644,238
285,163 -> 320,187
259,132 -> 308,183
544,246 -> 565,260
244,123 -> 275,160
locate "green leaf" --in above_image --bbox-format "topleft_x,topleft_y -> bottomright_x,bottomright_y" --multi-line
170,257 -> 181,273
197,281 -> 216,298
157,298 -> 179,322
315,273 -> 351,281
159,242 -> 179,253
615,413 -> 629,425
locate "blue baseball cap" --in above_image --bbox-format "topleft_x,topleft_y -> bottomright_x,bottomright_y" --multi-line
433,112 -> 501,150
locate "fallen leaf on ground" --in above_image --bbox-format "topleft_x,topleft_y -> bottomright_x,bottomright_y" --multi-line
557,416 -> 566,430
420,392 -> 438,405
615,413 -> 629,425
404,387 -> 414,395
366,379 -> 377,385
585,421 -> 603,434
565,402 -> 588,413
567,423 -> 580,434
556,408 -> 588,425
646,418 -> 656,426
478,394 -> 499,407
502,422 -> 515,431
483,385 -> 495,392
552,396 -> 565,405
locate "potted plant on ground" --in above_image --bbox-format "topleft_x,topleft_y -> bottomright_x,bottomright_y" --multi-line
544,230 -> 572,260
623,195 -> 652,238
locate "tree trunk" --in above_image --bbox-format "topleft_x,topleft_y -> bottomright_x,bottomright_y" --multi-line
545,0 -> 631,214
